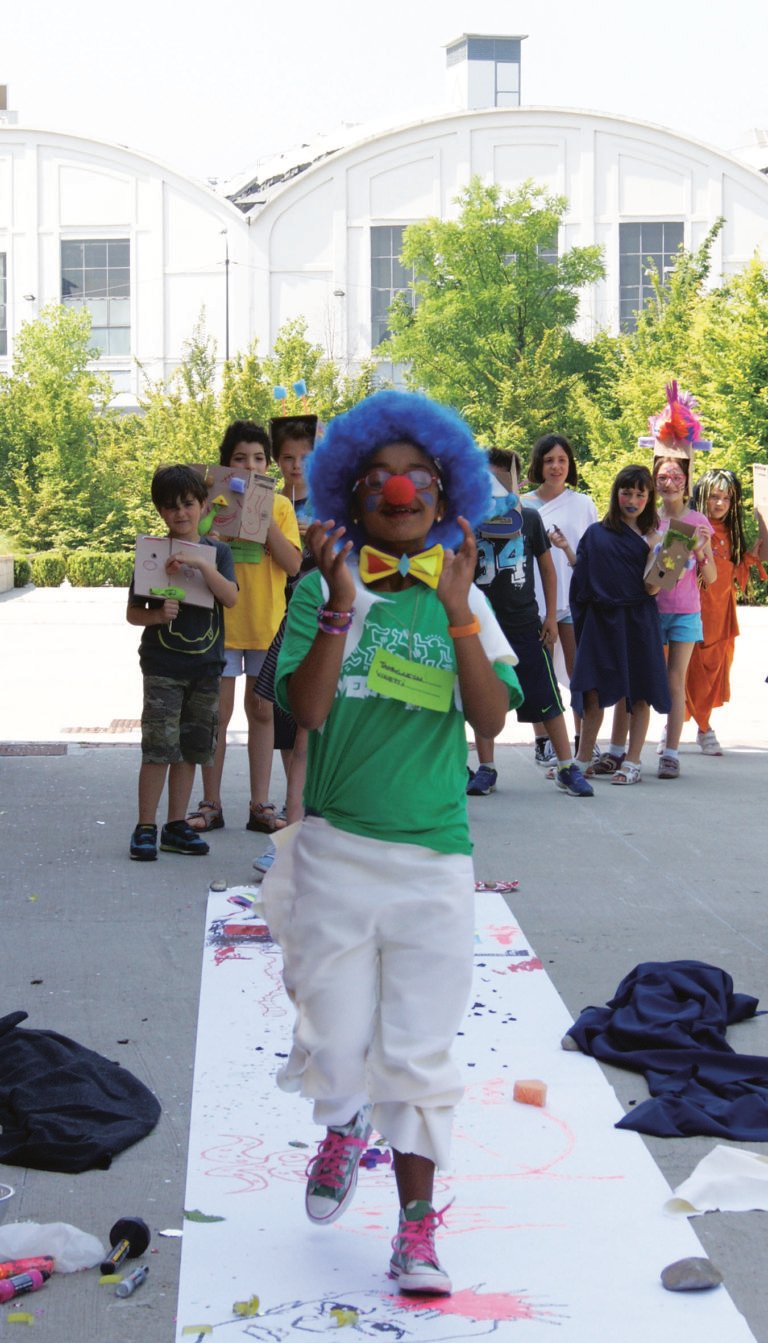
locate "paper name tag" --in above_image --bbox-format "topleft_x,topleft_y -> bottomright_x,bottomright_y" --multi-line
367,647 -> 455,712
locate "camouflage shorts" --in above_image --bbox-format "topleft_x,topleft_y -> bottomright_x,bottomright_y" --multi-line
141,674 -> 220,766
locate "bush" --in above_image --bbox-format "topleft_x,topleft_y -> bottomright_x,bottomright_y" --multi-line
13,556 -> 32,587
67,551 -> 134,587
30,551 -> 67,587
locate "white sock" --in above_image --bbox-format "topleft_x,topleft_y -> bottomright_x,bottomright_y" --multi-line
664,747 -> 679,760
557,758 -> 574,770
609,743 -> 625,757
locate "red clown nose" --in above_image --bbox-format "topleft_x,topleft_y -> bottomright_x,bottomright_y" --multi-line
381,474 -> 417,506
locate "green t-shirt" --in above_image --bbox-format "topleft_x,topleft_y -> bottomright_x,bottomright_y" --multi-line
276,569 -> 521,854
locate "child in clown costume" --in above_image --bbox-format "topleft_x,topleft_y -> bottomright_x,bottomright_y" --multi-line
261,390 -> 521,1294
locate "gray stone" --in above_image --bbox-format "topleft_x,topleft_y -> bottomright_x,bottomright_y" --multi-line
209,878 -> 228,892
661,1257 -> 723,1292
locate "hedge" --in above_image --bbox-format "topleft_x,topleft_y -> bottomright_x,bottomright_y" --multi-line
29,551 -> 68,587
13,557 -> 32,587
67,551 -> 134,587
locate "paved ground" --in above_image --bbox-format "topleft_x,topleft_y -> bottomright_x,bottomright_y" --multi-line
1,585 -> 766,1342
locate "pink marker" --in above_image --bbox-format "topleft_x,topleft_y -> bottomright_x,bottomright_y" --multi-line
0,1268 -> 50,1303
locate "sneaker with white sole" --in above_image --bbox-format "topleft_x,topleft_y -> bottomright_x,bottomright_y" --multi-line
658,753 -> 680,779
305,1106 -> 372,1225
697,729 -> 723,756
534,737 -> 556,766
389,1201 -> 452,1295
554,764 -> 594,797
466,764 -> 497,795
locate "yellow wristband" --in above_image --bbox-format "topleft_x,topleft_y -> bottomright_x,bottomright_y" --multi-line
447,615 -> 481,639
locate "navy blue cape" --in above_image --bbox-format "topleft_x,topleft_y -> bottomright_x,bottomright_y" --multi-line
566,961 -> 768,1139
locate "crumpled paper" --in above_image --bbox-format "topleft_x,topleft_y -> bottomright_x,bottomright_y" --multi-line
0,1221 -> 105,1272
665,1144 -> 768,1216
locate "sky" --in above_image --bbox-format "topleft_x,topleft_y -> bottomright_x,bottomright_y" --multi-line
4,0 -> 768,187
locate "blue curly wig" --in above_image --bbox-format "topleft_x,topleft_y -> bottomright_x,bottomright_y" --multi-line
306,390 -> 492,552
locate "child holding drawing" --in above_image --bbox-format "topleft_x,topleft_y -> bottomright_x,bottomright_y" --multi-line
261,390 -> 521,1294
127,465 -> 237,860
186,420 -> 301,834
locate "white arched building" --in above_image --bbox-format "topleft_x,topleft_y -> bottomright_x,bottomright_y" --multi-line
238,104 -> 768,372
3,35 -> 768,400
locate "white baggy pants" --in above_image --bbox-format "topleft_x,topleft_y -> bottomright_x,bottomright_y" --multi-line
261,816 -> 475,1169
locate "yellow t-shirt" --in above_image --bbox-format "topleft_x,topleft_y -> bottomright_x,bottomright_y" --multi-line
224,493 -> 300,650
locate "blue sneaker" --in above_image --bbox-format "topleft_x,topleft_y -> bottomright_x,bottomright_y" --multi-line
159,821 -> 210,855
466,765 -> 497,796
554,764 -> 594,798
130,823 -> 158,861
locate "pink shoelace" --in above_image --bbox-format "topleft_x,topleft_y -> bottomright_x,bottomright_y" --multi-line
306,1130 -> 368,1190
391,1203 -> 450,1262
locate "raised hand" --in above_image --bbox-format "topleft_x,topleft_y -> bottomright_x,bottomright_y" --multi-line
305,520 -> 356,609
437,516 -> 477,624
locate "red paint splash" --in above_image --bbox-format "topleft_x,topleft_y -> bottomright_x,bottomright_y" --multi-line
506,957 -> 543,973
389,1287 -> 541,1321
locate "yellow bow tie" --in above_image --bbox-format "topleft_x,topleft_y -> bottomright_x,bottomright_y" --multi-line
359,544 -> 444,589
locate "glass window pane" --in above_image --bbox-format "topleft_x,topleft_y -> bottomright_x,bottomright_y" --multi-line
107,267 -> 130,297
371,290 -> 391,319
109,297 -> 130,326
640,223 -> 663,253
107,241 -> 130,268
85,298 -> 109,325
619,254 -> 639,285
643,253 -> 663,275
370,227 -> 391,259
620,223 -> 641,254
108,327 -> 131,355
392,259 -> 411,289
61,241 -> 84,268
663,223 -> 684,251
89,327 -> 108,352
371,257 -> 392,288
0,332 -> 6,356
61,271 -> 82,298
83,268 -> 108,297
84,242 -> 107,267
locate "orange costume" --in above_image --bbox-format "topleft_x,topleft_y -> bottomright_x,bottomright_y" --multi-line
685,517 -> 766,729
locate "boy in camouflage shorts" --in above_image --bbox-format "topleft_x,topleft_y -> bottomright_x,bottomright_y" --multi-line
127,465 -> 237,861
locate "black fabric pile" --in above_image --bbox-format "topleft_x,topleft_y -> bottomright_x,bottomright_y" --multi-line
0,1010 -> 161,1172
566,960 -> 768,1139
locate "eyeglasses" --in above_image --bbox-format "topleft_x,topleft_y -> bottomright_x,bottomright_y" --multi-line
354,467 -> 441,493
657,472 -> 686,485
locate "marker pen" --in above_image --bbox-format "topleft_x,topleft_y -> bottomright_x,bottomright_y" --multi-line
115,1264 -> 149,1297
0,1269 -> 50,1303
0,1256 -> 55,1280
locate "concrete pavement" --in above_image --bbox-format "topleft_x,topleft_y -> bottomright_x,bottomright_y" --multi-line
0,585 -> 766,1341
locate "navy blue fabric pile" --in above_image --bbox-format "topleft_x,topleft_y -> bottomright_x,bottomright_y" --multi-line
566,961 -> 768,1139
0,1010 -> 161,1172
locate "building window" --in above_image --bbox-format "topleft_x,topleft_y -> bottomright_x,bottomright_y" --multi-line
0,253 -> 7,357
371,225 -> 418,348
619,222 -> 684,332
61,239 -> 130,355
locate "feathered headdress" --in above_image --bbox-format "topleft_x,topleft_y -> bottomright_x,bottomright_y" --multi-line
638,381 -> 712,455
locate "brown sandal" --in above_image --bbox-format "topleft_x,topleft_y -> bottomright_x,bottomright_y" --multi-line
592,752 -> 626,776
187,799 -> 225,832
246,802 -> 287,834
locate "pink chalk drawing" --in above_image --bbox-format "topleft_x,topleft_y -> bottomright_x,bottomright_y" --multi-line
506,958 -> 543,973
484,926 -> 520,946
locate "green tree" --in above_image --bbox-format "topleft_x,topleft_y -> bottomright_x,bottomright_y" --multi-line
695,255 -> 768,479
573,222 -> 724,509
0,305 -> 113,549
381,178 -> 604,439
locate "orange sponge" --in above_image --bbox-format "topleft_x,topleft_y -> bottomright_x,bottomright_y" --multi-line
513,1079 -> 547,1107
